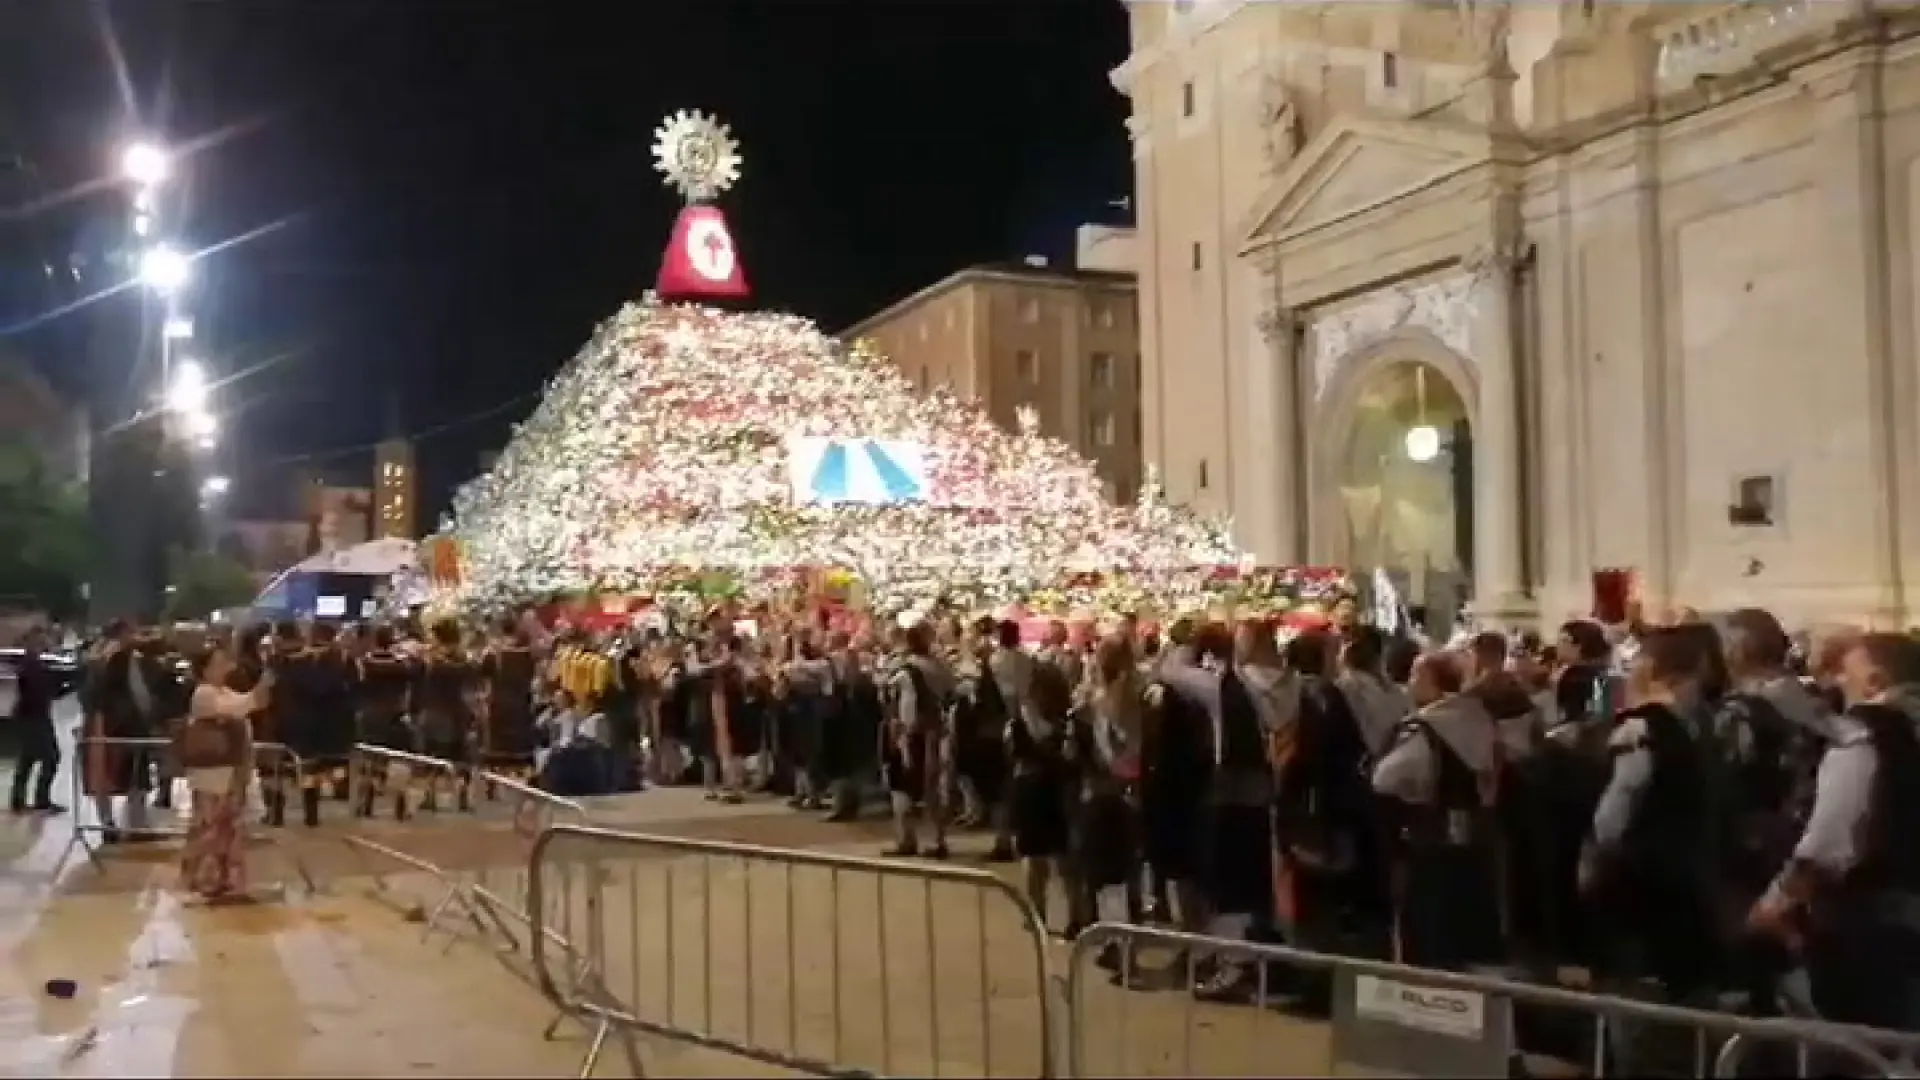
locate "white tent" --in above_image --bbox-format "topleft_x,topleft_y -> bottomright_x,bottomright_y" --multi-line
288,537 -> 418,577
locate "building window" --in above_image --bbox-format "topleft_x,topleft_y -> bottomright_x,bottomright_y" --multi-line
1198,458 -> 1210,489
1382,51 -> 1399,90
919,365 -> 929,388
1190,242 -> 1203,271
1181,81 -> 1196,118
1133,404 -> 1143,444
1097,306 -> 1115,330
1091,352 -> 1116,389
917,322 -> 929,342
1015,349 -> 1040,385
1019,297 -> 1041,324
1729,474 -> 1780,528
1092,412 -> 1116,448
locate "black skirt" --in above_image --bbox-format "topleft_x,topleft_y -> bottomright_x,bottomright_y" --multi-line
1200,802 -> 1275,917
1073,788 -> 1138,888
1141,780 -> 1204,882
1010,770 -> 1070,858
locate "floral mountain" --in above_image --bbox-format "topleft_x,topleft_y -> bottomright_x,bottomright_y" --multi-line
446,297 -> 1345,615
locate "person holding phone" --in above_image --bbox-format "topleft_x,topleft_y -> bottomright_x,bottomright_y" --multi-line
176,646 -> 274,903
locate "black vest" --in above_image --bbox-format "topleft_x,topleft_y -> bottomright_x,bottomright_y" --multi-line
1842,703 -> 1920,896
1397,717 -> 1490,849
1216,667 -> 1269,773
1616,702 -> 1711,882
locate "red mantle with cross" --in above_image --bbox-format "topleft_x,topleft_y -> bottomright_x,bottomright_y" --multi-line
655,203 -> 750,302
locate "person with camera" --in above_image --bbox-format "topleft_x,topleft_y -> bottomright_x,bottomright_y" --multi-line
175,645 -> 275,903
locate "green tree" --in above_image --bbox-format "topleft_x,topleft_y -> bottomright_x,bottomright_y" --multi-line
165,547 -> 259,621
0,437 -> 88,620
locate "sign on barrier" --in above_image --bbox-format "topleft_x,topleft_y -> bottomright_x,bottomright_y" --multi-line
1330,970 -> 1514,1078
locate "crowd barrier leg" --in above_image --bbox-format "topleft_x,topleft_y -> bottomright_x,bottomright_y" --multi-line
341,744 -> 498,949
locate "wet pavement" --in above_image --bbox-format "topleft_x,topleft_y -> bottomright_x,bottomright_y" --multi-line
0,702 -> 899,1077
0,703 -> 1367,1078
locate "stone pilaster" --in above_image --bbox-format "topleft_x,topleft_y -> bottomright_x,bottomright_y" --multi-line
1251,304 -> 1301,564
1465,242 -> 1532,626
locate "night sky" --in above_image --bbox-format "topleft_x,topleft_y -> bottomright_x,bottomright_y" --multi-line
2,0 -> 1133,525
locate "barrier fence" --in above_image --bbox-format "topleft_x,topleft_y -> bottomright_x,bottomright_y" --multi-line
525,823 -> 1056,1079
60,735 -> 317,893
340,743 -> 589,949
1061,923 -> 1920,1079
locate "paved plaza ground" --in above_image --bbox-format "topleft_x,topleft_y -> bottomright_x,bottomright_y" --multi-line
0,705 -> 1349,1077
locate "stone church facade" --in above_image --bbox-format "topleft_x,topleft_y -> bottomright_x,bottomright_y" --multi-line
1116,0 -> 1920,627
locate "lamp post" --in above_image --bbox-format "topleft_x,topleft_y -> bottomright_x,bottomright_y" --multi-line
101,136 -> 222,620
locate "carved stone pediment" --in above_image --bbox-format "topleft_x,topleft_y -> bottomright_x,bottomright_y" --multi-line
1238,115 -> 1489,249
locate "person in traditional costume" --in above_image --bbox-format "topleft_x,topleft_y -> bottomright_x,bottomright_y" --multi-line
1155,623 -> 1278,1002
1373,650 -> 1505,972
1070,635 -> 1148,941
947,619 -> 1013,844
1002,656 -> 1073,925
536,688 -> 614,796
355,624 -> 418,819
80,621 -> 160,841
305,622 -> 361,816
415,618 -> 481,811
820,630 -> 882,821
1581,626 -> 1720,1007
175,644 -> 273,902
883,616 -> 952,858
1138,619 -> 1209,943
479,618 -> 540,785
700,634 -> 748,803
1750,632 -> 1920,1033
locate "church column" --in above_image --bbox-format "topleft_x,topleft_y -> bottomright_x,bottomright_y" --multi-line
1468,244 -> 1530,622
1251,304 -> 1301,564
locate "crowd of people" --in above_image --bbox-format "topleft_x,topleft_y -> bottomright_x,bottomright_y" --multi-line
23,599 -> 1920,1042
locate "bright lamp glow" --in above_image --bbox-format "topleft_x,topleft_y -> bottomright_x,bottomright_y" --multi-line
163,317 -> 194,340
121,142 -> 171,187
185,410 -> 218,439
202,475 -> 230,497
1404,424 -> 1441,463
167,361 -> 209,413
138,245 -> 191,292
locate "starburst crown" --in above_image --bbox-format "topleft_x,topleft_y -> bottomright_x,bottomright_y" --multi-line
652,110 -> 743,203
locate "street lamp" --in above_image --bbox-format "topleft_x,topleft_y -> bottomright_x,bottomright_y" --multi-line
138,244 -> 191,292
121,141 -> 171,187
166,360 -> 208,414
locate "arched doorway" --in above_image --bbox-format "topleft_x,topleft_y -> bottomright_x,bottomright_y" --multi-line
1334,360 -> 1474,635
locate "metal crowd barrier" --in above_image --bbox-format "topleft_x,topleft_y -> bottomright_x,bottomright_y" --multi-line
60,734 -> 316,893
339,742 -> 596,1041
525,823 -> 1056,1079
1062,923 -> 1920,1078
340,742 -> 588,943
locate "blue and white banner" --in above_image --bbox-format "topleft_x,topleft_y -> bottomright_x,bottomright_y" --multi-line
786,435 -> 929,505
